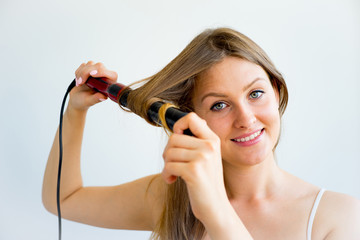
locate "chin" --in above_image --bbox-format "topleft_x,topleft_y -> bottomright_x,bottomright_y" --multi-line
223,153 -> 267,167
240,155 -> 267,166
222,144 -> 274,167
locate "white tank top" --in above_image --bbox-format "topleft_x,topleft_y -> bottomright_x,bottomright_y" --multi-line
307,188 -> 326,240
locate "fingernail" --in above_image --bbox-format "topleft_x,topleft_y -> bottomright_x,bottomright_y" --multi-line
90,70 -> 98,76
76,77 -> 82,86
99,98 -> 106,102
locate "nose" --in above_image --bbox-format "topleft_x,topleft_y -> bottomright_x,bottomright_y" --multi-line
233,103 -> 257,129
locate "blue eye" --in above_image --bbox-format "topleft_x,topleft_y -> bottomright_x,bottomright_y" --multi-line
249,90 -> 264,99
211,102 -> 227,111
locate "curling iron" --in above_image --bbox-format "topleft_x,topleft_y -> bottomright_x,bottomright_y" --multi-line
85,77 -> 192,135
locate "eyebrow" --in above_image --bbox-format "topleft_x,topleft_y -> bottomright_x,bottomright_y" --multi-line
200,77 -> 266,103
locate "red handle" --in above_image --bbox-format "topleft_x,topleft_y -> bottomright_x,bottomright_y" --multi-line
85,77 -> 126,102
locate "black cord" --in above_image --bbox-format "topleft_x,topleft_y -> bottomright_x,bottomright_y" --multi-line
57,79 -> 76,240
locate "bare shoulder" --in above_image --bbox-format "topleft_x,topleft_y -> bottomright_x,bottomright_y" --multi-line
320,191 -> 360,221
316,191 -> 360,240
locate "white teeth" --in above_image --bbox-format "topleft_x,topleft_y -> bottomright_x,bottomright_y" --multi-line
233,129 -> 262,142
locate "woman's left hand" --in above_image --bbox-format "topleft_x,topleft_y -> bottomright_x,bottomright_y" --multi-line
161,112 -> 228,222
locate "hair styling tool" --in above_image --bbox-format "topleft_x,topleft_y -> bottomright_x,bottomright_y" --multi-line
85,77 -> 192,133
56,77 -> 192,240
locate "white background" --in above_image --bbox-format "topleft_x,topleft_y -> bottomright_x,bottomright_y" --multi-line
0,0 -> 359,239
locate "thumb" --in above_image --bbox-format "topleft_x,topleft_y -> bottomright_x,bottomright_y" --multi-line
86,92 -> 108,106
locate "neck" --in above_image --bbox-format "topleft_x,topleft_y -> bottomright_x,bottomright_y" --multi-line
223,153 -> 285,201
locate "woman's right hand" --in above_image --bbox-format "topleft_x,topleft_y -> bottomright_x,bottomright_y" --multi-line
69,61 -> 118,112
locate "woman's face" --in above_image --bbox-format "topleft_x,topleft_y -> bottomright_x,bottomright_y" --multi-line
192,56 -> 280,166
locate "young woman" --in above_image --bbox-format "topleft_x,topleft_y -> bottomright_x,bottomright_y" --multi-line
42,28 -> 360,239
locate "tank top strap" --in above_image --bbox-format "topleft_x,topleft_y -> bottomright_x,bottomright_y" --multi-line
307,188 -> 326,240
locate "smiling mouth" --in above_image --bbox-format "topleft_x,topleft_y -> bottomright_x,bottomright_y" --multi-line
231,129 -> 264,143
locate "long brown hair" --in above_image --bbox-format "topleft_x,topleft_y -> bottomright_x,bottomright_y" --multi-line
120,27 -> 288,239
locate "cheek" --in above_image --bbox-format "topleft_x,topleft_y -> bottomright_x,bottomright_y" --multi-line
257,101 -> 281,140
205,117 -> 231,138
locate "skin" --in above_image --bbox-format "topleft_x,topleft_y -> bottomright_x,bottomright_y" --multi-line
42,58 -> 360,239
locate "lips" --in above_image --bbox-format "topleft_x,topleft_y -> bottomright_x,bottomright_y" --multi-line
231,128 -> 264,143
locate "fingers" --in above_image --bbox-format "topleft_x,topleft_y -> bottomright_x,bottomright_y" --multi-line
163,146 -> 205,163
68,61 -> 118,111
74,61 -> 118,86
162,162 -> 186,184
68,84 -> 108,111
162,114 -> 221,185
162,153 -> 211,185
173,112 -> 218,141
163,113 -> 220,165
163,133 -> 198,152
163,135 -> 217,170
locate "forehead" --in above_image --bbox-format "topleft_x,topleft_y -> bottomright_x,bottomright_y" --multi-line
194,57 -> 270,94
